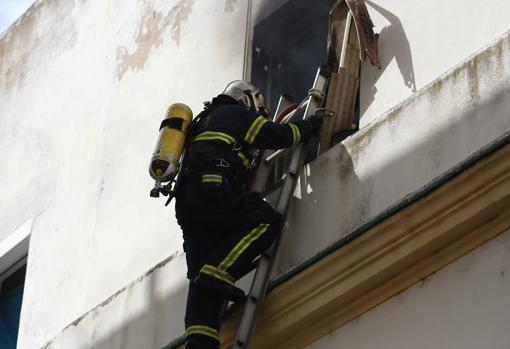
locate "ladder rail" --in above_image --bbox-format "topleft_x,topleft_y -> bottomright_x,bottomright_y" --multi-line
231,66 -> 330,349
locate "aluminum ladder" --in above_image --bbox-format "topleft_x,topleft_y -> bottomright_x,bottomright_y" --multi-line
230,66 -> 330,349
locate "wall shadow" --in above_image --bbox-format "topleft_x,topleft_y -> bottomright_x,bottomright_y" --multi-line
55,254 -> 192,349
276,142 -> 366,274
361,0 -> 417,115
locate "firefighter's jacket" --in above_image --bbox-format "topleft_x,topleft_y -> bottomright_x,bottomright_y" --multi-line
184,95 -> 314,189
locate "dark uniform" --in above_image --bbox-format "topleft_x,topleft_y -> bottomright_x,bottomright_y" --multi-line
175,95 -> 316,349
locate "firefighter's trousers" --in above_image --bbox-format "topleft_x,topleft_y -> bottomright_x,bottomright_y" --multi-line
175,172 -> 281,348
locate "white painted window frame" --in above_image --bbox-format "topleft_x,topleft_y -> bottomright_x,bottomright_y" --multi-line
0,219 -> 31,286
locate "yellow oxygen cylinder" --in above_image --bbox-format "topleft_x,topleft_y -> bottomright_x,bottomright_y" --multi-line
149,103 -> 193,183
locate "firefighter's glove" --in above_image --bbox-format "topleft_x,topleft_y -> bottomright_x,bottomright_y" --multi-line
309,108 -> 334,136
258,106 -> 271,119
309,115 -> 323,136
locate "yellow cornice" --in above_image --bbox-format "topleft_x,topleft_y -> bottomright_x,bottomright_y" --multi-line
219,143 -> 510,349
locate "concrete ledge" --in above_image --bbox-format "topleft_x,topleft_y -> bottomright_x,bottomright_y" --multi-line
276,28 -> 510,279
219,140 -> 510,349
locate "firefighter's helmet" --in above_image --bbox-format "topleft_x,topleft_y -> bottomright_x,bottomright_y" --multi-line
222,80 -> 269,116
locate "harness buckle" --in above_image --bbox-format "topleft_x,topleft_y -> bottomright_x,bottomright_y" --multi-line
232,141 -> 242,151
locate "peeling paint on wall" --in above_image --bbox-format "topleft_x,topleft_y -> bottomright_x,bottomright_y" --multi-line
0,0 -> 77,90
116,0 -> 195,81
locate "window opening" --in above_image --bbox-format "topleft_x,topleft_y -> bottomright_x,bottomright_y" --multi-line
0,262 -> 27,349
251,0 -> 336,114
250,0 -> 337,190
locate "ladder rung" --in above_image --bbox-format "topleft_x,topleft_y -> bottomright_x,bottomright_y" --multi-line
279,98 -> 309,124
264,147 -> 291,164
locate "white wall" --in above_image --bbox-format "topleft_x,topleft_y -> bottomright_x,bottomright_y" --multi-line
31,27 -> 510,349
1,0 -> 509,348
360,0 -> 510,126
0,0 -> 249,347
306,228 -> 510,349
39,251 -> 190,349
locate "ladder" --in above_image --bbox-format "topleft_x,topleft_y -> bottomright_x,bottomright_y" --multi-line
230,66 -> 331,349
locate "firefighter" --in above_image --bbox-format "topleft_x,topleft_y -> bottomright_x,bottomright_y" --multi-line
175,81 -> 322,349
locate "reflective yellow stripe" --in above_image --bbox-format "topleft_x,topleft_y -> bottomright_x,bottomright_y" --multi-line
236,151 -> 250,168
218,224 -> 270,271
193,131 -> 235,145
289,123 -> 301,145
202,179 -> 222,183
244,116 -> 268,144
200,265 -> 235,285
186,325 -> 219,340
202,174 -> 222,183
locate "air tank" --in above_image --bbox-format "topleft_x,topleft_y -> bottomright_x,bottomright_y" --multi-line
149,103 -> 193,183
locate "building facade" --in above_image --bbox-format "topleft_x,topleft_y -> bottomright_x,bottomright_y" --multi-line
0,0 -> 509,348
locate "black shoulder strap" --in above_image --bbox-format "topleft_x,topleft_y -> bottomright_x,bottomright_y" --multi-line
183,109 -> 212,150
160,117 -> 184,131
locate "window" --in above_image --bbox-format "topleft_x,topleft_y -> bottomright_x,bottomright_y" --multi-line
250,0 -> 336,187
0,261 -> 27,349
251,0 -> 336,113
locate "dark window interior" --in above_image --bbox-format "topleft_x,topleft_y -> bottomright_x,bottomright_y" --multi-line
251,0 -> 336,112
251,0 -> 337,187
0,264 -> 26,349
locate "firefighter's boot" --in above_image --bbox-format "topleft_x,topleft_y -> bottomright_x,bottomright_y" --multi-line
186,336 -> 219,349
194,273 -> 246,304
